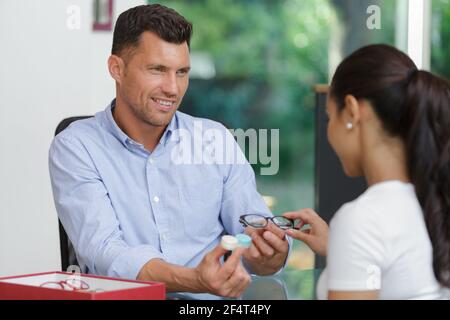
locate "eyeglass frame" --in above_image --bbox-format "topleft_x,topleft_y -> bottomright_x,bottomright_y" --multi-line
239,214 -> 298,230
39,278 -> 90,291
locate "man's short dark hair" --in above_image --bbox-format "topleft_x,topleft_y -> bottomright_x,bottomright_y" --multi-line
111,4 -> 193,57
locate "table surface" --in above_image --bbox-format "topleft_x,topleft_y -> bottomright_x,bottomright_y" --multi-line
167,268 -> 324,300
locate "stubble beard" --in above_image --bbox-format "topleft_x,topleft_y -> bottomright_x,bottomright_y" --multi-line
130,98 -> 177,128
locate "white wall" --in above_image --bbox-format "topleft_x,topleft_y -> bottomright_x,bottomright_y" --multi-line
0,0 -> 144,277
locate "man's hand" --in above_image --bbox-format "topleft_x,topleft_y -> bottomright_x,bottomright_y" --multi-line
195,244 -> 251,298
242,222 -> 289,276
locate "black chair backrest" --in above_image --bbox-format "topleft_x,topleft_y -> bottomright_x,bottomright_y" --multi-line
313,86 -> 367,269
54,116 -> 93,272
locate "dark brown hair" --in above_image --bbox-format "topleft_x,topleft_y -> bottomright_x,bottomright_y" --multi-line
330,44 -> 450,287
112,4 -> 192,57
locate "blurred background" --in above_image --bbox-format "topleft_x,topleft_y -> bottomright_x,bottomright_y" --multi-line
153,0 -> 450,274
0,0 -> 448,298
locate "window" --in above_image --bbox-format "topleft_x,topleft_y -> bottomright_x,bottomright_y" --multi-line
154,0 -> 401,272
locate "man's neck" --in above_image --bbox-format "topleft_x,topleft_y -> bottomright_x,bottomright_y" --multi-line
112,98 -> 167,152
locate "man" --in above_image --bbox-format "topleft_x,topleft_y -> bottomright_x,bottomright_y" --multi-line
49,4 -> 290,298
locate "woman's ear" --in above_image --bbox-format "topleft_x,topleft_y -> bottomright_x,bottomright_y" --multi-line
343,94 -> 362,126
108,55 -> 125,84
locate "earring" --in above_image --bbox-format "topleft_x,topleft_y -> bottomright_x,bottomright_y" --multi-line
346,122 -> 353,130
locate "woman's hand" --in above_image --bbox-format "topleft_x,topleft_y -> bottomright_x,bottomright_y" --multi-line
283,208 -> 329,257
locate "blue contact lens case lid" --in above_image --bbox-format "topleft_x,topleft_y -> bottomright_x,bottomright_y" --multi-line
236,234 -> 252,248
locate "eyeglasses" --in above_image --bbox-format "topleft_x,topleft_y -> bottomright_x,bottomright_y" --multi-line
40,278 -> 90,291
239,214 -> 297,230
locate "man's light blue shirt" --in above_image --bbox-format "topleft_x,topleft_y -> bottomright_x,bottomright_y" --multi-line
49,100 -> 290,287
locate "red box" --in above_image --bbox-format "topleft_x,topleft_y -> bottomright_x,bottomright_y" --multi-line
0,271 -> 166,300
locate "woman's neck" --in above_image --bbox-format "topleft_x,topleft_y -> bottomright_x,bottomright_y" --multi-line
361,135 -> 411,187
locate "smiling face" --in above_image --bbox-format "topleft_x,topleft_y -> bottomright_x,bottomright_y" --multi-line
114,31 -> 190,128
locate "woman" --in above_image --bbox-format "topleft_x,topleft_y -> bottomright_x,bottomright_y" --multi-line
284,44 -> 450,299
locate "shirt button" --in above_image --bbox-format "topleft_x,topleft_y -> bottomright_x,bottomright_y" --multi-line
148,158 -> 155,165
153,196 -> 160,203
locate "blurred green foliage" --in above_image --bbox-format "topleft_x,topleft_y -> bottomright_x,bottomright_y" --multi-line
155,0 -> 336,188
152,0 -> 404,212
432,0 -> 450,79
149,0 -> 448,277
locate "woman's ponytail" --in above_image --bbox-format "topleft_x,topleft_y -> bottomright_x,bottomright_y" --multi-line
403,70 -> 450,287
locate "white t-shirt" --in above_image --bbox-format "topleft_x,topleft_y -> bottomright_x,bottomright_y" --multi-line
316,180 -> 448,300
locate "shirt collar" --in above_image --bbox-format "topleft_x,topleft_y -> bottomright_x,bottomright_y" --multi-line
104,99 -> 179,149
161,109 -> 179,146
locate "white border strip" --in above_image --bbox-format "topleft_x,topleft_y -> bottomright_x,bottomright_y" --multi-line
407,0 -> 431,70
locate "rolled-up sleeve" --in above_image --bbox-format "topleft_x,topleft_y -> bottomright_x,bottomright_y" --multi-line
49,134 -> 165,280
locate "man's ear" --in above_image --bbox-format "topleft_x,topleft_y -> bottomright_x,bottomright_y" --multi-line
108,55 -> 125,84
343,94 -> 362,126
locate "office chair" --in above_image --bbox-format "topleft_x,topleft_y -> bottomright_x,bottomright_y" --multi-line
54,116 -> 93,272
